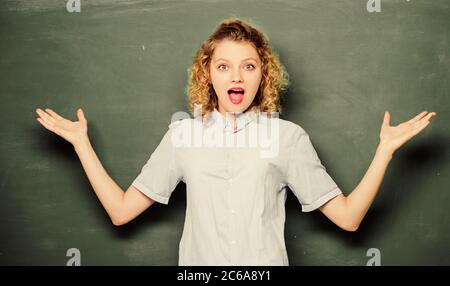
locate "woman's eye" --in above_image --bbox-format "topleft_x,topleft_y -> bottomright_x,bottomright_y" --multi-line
218,64 -> 228,71
245,64 -> 255,70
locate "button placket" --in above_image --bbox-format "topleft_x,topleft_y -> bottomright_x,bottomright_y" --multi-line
227,150 -> 238,263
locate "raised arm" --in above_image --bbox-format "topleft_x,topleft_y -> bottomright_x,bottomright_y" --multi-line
36,107 -> 155,226
319,111 -> 437,232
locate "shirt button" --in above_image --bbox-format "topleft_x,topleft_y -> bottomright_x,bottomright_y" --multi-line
230,240 -> 236,245
228,178 -> 233,184
230,209 -> 236,215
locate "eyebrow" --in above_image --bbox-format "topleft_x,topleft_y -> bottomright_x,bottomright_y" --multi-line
213,57 -> 259,63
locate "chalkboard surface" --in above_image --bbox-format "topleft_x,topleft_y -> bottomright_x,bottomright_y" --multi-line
0,0 -> 449,265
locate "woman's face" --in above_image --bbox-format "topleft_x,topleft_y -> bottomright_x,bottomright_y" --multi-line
209,39 -> 262,115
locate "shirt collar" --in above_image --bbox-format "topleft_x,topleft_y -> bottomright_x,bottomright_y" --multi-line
207,107 -> 259,133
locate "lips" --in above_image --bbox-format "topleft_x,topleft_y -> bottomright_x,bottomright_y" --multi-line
227,87 -> 245,105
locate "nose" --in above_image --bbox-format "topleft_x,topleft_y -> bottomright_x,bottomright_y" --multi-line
231,69 -> 243,83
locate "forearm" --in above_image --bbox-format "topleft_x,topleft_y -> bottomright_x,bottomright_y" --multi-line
74,137 -> 125,224
345,143 -> 393,228
321,110 -> 435,231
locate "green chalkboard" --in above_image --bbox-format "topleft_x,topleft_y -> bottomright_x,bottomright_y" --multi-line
0,0 -> 449,266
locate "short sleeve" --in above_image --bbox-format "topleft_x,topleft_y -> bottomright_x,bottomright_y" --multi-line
285,127 -> 342,212
131,125 -> 183,205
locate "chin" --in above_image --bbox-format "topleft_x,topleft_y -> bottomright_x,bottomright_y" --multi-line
226,104 -> 250,114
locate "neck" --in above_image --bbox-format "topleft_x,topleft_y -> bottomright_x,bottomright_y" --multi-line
217,108 -> 240,131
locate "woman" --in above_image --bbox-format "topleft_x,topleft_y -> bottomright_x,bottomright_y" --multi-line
35,18 -> 436,265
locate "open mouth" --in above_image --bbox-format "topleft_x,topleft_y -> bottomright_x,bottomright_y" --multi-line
227,87 -> 245,104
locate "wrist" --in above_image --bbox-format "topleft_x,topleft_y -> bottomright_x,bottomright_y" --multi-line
74,136 -> 91,153
376,141 -> 394,160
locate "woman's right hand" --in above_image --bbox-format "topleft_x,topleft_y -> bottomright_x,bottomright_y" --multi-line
36,107 -> 88,148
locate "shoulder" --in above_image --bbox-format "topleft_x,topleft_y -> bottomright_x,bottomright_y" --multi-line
256,115 -> 309,151
275,117 -> 308,139
168,117 -> 195,131
278,118 -> 306,132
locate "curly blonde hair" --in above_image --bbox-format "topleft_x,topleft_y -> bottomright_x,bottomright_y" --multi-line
186,18 -> 289,117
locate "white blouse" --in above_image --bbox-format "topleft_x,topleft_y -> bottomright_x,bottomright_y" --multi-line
132,108 -> 342,266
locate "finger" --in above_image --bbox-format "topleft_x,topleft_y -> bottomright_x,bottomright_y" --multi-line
407,111 -> 428,124
36,108 -> 55,124
382,111 -> 390,127
412,116 -> 432,131
413,112 -> 436,128
428,112 -> 437,120
36,117 -> 57,133
77,108 -> 86,122
412,120 -> 431,135
36,108 -> 56,125
45,108 -> 64,120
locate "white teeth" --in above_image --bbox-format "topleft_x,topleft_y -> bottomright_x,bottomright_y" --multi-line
228,89 -> 244,94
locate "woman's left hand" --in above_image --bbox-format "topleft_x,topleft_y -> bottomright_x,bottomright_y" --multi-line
379,111 -> 437,156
